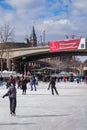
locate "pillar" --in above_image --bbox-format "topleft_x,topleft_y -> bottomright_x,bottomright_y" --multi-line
6,50 -> 11,71
7,58 -> 11,71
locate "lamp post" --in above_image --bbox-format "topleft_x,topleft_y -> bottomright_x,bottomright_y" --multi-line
12,62 -> 14,72
24,64 -> 26,76
43,30 -> 45,46
40,35 -> 43,46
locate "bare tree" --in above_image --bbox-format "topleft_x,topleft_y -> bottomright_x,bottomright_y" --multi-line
0,24 -> 14,42
0,23 -> 15,71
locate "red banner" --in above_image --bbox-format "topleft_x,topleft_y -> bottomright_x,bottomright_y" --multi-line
50,41 -> 59,52
50,39 -> 81,52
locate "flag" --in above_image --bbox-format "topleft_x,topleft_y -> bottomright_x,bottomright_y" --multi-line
65,35 -> 69,39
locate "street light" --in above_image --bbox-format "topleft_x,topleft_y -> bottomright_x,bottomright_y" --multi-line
24,64 -> 26,76
12,63 -> 14,72
40,35 -> 43,46
43,30 -> 45,46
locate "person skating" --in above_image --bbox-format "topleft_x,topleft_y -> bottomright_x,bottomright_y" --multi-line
30,75 -> 37,91
2,83 -> 17,116
48,78 -> 59,95
21,75 -> 27,94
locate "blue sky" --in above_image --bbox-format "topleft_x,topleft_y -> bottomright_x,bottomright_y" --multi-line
0,0 -> 87,61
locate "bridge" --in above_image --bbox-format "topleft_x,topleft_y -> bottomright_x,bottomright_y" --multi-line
1,44 -> 87,70
3,44 -> 87,60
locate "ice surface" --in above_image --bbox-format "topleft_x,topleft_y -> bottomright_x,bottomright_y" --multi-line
0,81 -> 87,130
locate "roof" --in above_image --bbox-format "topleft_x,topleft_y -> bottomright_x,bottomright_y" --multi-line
30,26 -> 37,40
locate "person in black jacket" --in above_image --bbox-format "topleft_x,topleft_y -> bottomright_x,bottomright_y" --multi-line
2,83 -> 17,116
21,75 -> 27,95
48,78 -> 59,95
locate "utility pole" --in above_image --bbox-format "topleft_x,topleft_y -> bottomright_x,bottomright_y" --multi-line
40,35 -> 42,46
43,30 -> 45,46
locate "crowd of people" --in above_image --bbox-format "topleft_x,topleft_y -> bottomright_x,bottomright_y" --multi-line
1,74 -> 59,116
2,74 -> 38,116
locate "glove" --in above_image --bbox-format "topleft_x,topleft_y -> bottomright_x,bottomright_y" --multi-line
48,87 -> 49,90
2,95 -> 5,98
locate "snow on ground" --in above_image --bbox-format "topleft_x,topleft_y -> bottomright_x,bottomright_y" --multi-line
0,81 -> 87,130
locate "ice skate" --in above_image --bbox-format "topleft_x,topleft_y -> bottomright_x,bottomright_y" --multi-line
11,112 -> 16,116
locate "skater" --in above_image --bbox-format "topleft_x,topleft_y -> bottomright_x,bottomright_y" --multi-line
21,75 -> 27,94
2,83 -> 17,116
48,78 -> 59,95
30,75 -> 37,91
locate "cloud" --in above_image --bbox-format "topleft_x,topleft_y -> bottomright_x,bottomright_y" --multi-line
6,0 -> 45,9
0,0 -> 87,43
70,0 -> 87,15
72,0 -> 87,9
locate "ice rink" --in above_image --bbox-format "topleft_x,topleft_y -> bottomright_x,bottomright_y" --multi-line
0,81 -> 87,130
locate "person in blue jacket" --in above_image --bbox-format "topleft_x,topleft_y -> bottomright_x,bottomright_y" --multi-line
31,75 -> 37,91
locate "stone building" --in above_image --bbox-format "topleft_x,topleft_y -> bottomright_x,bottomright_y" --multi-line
0,25 -> 37,49
29,25 -> 37,47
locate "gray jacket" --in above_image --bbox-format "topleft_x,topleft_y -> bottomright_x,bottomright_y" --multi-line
3,85 -> 16,98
